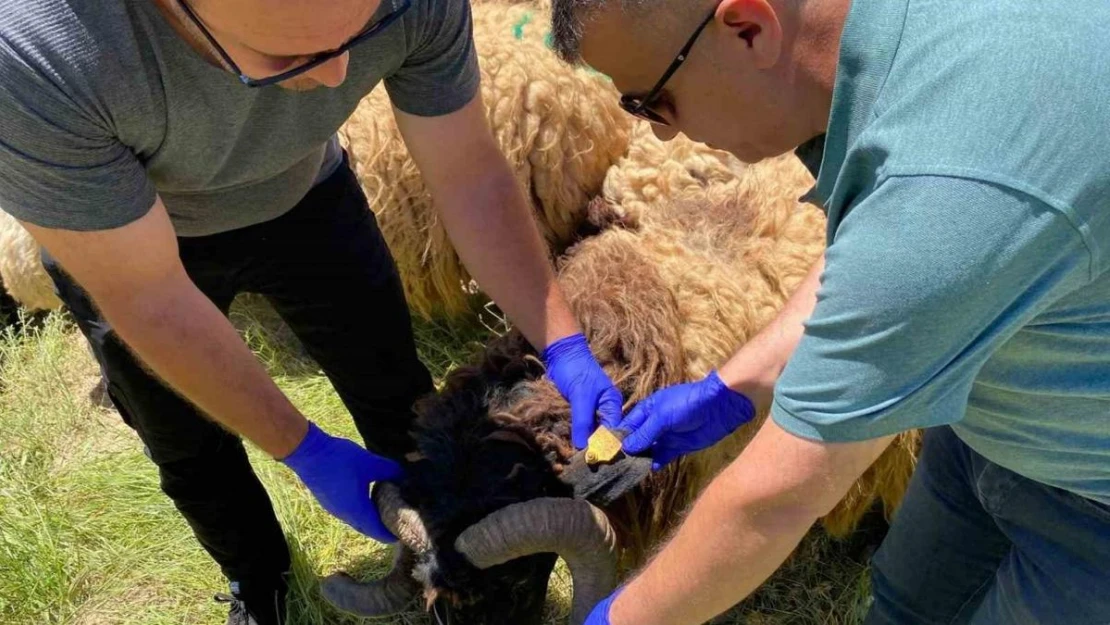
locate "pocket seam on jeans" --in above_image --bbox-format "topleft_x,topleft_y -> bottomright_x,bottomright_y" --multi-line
976,462 -> 1022,516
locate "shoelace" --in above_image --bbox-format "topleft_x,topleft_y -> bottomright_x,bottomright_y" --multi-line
214,593 -> 251,624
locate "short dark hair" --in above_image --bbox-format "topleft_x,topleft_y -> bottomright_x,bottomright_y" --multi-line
550,0 -> 649,63
551,0 -> 595,63
551,0 -> 714,64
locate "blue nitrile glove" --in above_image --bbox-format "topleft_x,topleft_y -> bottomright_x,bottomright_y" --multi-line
583,585 -> 622,625
542,333 -> 624,449
280,421 -> 403,542
619,370 -> 755,471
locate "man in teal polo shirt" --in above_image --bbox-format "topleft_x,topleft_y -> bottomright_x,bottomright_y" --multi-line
550,0 -> 1110,622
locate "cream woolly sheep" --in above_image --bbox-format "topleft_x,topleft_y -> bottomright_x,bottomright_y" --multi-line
601,120 -> 751,225
339,0 -> 632,319
0,208 -> 61,312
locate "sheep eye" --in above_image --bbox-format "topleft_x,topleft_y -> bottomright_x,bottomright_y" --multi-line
504,462 -> 526,481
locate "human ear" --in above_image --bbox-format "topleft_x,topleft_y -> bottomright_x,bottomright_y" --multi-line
717,0 -> 783,69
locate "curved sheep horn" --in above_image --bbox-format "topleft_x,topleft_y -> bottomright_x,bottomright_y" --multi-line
319,546 -> 420,616
319,483 -> 432,617
373,481 -> 432,554
454,498 -> 619,625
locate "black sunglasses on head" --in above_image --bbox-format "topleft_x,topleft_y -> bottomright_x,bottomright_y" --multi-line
175,0 -> 412,88
620,7 -> 718,126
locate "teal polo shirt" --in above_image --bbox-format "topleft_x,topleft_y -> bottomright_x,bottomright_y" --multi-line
772,0 -> 1110,504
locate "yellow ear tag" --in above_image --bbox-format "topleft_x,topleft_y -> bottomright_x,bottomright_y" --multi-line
585,426 -> 624,465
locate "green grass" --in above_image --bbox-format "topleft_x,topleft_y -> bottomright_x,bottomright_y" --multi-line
0,298 -> 871,624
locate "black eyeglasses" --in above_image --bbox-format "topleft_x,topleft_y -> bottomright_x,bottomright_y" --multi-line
175,0 -> 412,88
620,7 -> 717,125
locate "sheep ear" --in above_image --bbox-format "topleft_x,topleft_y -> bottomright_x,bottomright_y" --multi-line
558,450 -> 653,507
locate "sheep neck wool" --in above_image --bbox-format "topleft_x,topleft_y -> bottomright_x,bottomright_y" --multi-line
0,0 -> 479,236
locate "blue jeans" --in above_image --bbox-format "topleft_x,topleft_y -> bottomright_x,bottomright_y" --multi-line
864,426 -> 1110,625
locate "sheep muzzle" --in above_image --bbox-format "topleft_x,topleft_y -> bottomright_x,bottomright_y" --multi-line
557,447 -> 654,507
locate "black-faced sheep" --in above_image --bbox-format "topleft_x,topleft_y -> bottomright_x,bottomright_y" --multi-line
320,153 -> 921,624
322,333 -> 619,625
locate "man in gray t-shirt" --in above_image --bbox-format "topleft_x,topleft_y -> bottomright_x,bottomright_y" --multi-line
0,0 -> 624,622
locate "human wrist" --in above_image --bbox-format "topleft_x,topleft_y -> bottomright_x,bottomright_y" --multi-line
716,358 -> 775,416
277,419 -> 318,466
706,370 -> 756,424
540,287 -> 583,348
541,331 -> 587,362
607,582 -> 655,625
708,369 -> 752,402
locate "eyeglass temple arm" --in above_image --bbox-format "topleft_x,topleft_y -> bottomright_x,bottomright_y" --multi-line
174,0 -> 245,76
631,7 -> 719,113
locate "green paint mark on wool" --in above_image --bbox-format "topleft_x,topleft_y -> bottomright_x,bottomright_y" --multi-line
506,10 -> 611,82
512,12 -> 533,40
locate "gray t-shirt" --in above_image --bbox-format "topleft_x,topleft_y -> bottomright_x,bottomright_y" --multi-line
0,0 -> 479,236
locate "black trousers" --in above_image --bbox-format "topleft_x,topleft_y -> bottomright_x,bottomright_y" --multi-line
43,155 -> 434,587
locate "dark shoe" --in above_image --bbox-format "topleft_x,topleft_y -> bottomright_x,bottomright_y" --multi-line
215,577 -> 288,625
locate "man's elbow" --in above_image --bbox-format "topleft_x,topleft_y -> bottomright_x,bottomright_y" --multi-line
717,421 -> 895,525
788,435 -> 898,520
752,479 -> 845,526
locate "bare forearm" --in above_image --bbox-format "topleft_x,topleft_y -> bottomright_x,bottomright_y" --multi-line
719,255 -> 824,412
100,278 -> 307,458
610,459 -> 818,624
610,421 -> 893,625
437,161 -> 579,348
616,257 -> 830,622
394,98 -> 580,349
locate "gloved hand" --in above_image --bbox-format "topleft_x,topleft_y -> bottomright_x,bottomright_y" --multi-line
280,421 -> 403,542
583,585 -> 622,625
620,370 -> 755,471
542,333 -> 624,449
